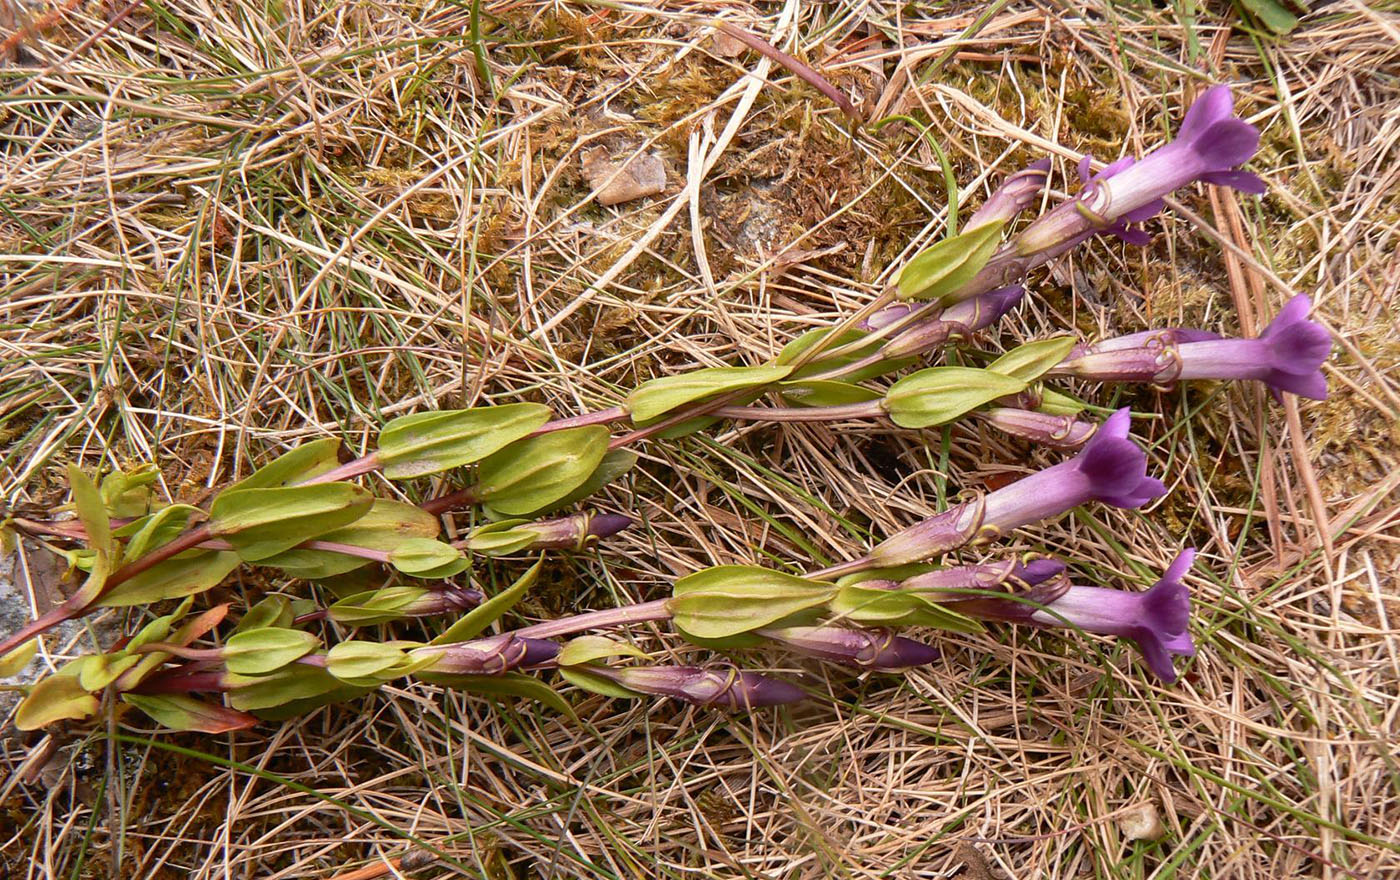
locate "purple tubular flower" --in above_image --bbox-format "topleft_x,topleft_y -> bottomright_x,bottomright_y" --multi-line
966,158 -> 1052,229
760,626 -> 939,671
1174,295 -> 1330,400
861,411 -> 1161,567
1030,549 -> 1196,683
520,512 -> 634,550
415,634 -> 561,675
1054,297 -> 1329,401
979,408 -> 1165,536
982,408 -> 1098,449
880,286 -> 1027,358
605,666 -> 805,709
1013,85 -> 1263,259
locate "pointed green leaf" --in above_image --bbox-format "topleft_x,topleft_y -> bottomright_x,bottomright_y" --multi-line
77,654 -> 141,691
235,596 -> 295,634
1037,389 -> 1088,416
465,520 -> 542,555
378,404 -> 552,480
209,483 -> 373,561
670,565 -> 835,640
430,558 -> 541,645
987,336 -> 1077,382
328,587 -> 432,625
99,465 -> 158,519
415,670 -> 576,718
628,365 -> 794,423
121,694 -> 258,733
557,636 -> 648,667
15,674 -> 100,729
222,628 -> 319,675
67,465 -> 114,606
97,550 -> 242,607
896,220 -> 1005,302
475,426 -> 609,516
884,366 -> 1028,428
559,667 -> 640,699
325,641 -> 414,681
229,438 -> 343,491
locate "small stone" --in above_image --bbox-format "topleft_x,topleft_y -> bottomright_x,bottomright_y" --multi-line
581,148 -> 667,206
1119,802 -> 1165,841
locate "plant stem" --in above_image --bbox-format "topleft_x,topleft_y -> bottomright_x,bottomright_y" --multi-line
511,598 -> 673,640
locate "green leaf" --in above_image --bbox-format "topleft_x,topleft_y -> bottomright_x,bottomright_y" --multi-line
121,694 -> 257,733
829,585 -> 984,633
986,336 -> 1077,382
465,519 -> 542,555
557,636 -> 648,667
475,426 -> 609,516
884,366 -> 1028,428
1237,0 -> 1298,33
328,587 -> 433,625
1038,389 -> 1088,416
222,628 -> 319,675
119,504 -> 199,562
0,640 -> 38,677
76,654 -> 141,691
388,538 -> 466,575
234,596 -> 295,634
628,365 -> 794,423
209,483 -> 374,561
896,220 -> 1005,302
15,674 -> 100,729
229,437 -> 343,491
777,329 -> 917,383
415,670 -> 576,718
227,664 -> 346,712
431,558 -> 541,645
511,448 -> 639,518
96,550 -> 241,607
378,404 -> 552,480
261,499 -> 441,579
777,380 -> 883,407
99,465 -> 158,519
558,666 -> 640,700
670,565 -> 835,640
67,465 -> 114,606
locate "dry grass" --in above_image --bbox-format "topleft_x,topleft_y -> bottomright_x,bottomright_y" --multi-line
1,0 -> 1398,877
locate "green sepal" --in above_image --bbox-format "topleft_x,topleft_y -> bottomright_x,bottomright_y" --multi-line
1037,389 -> 1088,416
465,520 -> 541,555
377,404 -> 552,480
558,666 -> 640,700
556,636 -> 648,667
896,220 -> 1006,302
986,336 -> 1077,382
884,366 -> 1028,428
328,587 -> 433,625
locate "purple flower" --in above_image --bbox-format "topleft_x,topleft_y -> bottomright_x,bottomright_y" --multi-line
978,408 -> 1166,536
1028,549 -> 1196,683
851,410 -> 1162,570
1054,296 -> 1330,401
1174,295 -> 1330,400
760,626 -> 939,671
1014,85 -> 1263,259
416,634 -> 561,675
982,407 -> 1097,449
604,666 -> 805,709
965,158 -> 1052,229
